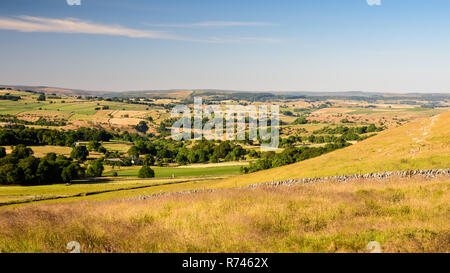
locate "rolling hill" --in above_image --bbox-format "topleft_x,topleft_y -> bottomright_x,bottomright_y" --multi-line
220,110 -> 450,187
0,85 -> 93,96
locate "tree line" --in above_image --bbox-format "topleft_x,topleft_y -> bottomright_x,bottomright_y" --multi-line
0,94 -> 21,101
0,127 -> 114,147
0,144 -> 105,185
0,115 -> 66,127
241,142 -> 350,174
122,139 -> 248,167
0,145 -> 82,185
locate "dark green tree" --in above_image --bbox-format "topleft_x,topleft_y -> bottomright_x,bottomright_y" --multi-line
97,146 -> 107,154
187,150 -> 198,164
17,156 -> 40,184
143,154 -> 155,166
209,154 -> 219,163
70,145 -> 89,161
43,152 -> 57,161
127,146 -> 140,158
176,153 -> 188,165
11,144 -> 34,159
37,93 -> 46,101
231,146 -> 246,161
86,160 -> 104,177
88,140 -> 101,152
196,149 -> 208,163
292,116 -> 308,125
214,141 -> 232,158
138,165 -> 155,178
36,159 -> 61,185
0,164 -> 21,185
135,121 -> 149,133
62,163 -> 85,182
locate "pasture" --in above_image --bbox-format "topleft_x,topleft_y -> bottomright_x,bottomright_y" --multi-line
0,175 -> 447,253
103,165 -> 244,178
0,177 -> 221,205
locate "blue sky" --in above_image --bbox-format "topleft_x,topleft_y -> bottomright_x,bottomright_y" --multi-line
0,0 -> 449,93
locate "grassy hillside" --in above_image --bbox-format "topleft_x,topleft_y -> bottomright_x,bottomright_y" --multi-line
0,177 -> 225,205
2,112 -> 449,207
0,175 -> 448,253
221,111 -> 450,187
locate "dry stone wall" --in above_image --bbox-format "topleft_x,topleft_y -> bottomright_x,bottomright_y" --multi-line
126,169 -> 450,201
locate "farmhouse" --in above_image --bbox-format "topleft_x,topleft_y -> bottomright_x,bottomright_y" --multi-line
105,158 -> 123,163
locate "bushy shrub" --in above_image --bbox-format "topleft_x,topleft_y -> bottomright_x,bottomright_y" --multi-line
138,165 -> 155,178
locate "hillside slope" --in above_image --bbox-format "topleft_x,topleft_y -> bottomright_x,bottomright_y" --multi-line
221,110 -> 450,187
1,176 -> 448,252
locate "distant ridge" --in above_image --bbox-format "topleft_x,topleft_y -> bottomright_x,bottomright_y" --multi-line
1,84 -> 449,99
0,85 -> 93,96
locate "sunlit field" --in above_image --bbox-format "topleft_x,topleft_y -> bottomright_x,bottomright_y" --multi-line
104,165 -> 243,178
0,175 -> 448,253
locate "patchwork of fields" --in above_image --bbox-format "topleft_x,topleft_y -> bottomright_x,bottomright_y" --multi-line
0,175 -> 448,253
0,88 -> 449,253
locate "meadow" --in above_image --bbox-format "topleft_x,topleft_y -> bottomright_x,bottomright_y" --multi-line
0,177 -> 224,205
0,175 -> 447,253
104,165 -> 243,178
0,163 -> 244,206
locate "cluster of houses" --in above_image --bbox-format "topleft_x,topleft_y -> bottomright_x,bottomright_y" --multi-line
74,142 -> 143,166
105,157 -> 143,166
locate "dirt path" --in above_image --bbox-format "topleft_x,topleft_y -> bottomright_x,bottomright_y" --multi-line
412,113 -> 439,144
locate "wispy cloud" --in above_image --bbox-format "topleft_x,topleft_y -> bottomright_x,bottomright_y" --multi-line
201,36 -> 282,43
144,21 -> 278,28
0,16 -> 175,39
0,16 -> 280,43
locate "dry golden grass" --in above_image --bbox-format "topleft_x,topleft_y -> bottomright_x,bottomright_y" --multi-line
0,175 -> 448,253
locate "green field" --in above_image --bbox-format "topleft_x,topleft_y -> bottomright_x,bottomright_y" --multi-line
0,90 -> 153,119
0,164 -> 244,206
104,165 -> 243,178
0,177 -> 218,205
0,100 -> 48,115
